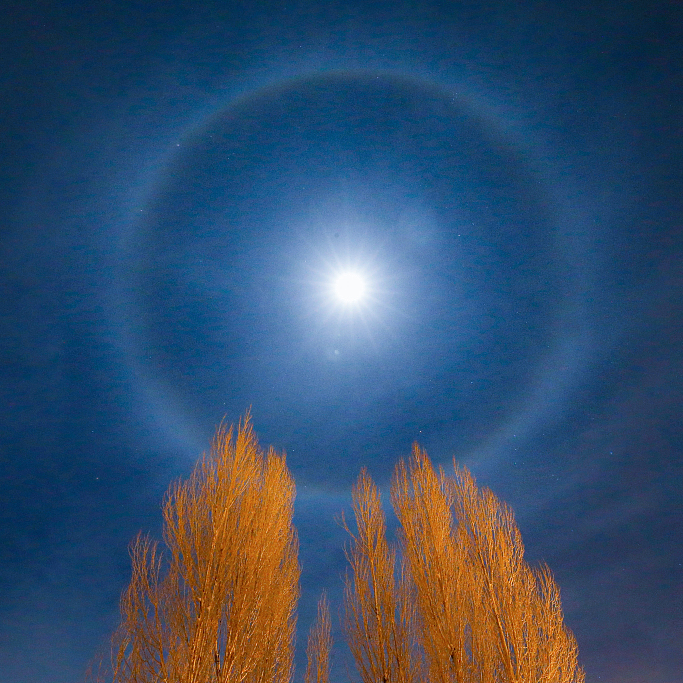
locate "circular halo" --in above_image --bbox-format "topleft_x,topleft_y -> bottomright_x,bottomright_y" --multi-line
111,68 -> 593,481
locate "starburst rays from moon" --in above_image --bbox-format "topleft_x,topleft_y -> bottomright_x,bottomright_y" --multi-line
294,234 -> 402,357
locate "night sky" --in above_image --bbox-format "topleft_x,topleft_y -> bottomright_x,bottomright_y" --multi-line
1,2 -> 682,682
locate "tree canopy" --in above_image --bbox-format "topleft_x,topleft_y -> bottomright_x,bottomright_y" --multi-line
94,416 -> 584,683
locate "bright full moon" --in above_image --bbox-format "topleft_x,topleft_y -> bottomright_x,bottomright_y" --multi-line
334,271 -> 366,303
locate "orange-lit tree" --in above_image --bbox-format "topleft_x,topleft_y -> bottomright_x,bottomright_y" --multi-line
345,444 -> 585,683
343,469 -> 419,683
305,592 -> 332,683
97,416 -> 300,683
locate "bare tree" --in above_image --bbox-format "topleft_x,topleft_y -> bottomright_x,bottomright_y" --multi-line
98,416 -> 300,683
444,451 -> 584,683
306,593 -> 333,683
343,469 -> 420,683
346,445 -> 585,683
391,448 -> 476,683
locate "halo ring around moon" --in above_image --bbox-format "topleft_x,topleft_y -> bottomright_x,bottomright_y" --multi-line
112,68 -> 593,482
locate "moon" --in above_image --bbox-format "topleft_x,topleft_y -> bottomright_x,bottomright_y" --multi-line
334,271 -> 366,303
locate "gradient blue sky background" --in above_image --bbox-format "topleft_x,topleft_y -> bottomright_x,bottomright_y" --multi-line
1,2 -> 682,682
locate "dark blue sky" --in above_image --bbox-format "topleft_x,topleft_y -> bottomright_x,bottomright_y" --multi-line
1,2 -> 682,682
